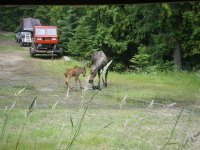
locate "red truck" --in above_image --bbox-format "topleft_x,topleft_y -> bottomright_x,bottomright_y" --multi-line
29,26 -> 63,57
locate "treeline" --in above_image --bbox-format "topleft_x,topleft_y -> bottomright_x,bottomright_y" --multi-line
1,3 -> 200,72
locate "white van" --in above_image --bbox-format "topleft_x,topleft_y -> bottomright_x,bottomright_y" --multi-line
19,32 -> 32,46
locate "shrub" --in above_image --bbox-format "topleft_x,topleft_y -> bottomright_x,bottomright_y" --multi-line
130,54 -> 151,72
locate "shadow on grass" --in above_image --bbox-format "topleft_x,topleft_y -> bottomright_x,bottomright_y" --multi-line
32,54 -> 62,60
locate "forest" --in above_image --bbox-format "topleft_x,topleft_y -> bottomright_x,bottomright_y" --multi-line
1,2 -> 200,72
1,3 -> 200,149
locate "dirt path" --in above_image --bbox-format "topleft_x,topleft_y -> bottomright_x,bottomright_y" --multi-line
0,50 -> 122,109
0,51 -> 62,107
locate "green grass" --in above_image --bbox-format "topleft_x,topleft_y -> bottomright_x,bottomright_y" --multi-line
38,57 -> 82,75
0,32 -> 15,40
0,45 -> 24,52
0,31 -> 27,52
108,71 -> 200,103
0,106 -> 199,150
39,58 -> 200,104
1,31 -> 200,149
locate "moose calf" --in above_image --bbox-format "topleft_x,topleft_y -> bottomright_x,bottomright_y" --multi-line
64,66 -> 86,90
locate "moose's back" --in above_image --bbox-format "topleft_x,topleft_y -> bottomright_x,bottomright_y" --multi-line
92,51 -> 108,68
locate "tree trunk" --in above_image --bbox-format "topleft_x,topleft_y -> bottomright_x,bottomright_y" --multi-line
173,42 -> 182,70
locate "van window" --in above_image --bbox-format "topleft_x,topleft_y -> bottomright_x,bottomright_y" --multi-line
21,32 -> 25,36
47,29 -> 57,36
35,29 -> 45,35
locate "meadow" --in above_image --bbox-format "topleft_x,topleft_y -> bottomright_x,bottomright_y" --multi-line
0,32 -> 200,150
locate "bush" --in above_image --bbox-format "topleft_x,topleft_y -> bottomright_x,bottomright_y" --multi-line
112,63 -> 126,72
130,54 -> 150,72
145,61 -> 175,73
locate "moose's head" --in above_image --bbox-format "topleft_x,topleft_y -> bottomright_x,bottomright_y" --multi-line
88,65 -> 98,83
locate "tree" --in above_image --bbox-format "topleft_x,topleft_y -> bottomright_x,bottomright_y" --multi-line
55,6 -> 85,53
67,16 -> 96,58
0,6 -> 37,32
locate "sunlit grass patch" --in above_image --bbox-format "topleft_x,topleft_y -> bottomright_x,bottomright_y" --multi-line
107,71 -> 200,103
38,57 -> 200,104
0,31 -> 27,52
0,45 -> 24,52
0,32 -> 15,40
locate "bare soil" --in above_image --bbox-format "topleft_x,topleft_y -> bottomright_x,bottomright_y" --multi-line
0,51 -> 59,107
0,49 -> 121,109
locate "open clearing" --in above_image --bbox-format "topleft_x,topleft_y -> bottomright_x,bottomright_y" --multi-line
0,32 -> 200,149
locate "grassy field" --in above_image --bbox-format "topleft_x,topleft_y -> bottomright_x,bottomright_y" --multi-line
0,32 -> 27,52
0,31 -> 200,149
39,58 -> 200,105
0,31 -> 15,40
0,96 -> 200,150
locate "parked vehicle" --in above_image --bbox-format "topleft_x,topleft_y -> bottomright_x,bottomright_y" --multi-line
16,31 -> 32,46
15,32 -> 21,43
20,17 -> 41,32
16,17 -> 41,46
29,26 -> 63,57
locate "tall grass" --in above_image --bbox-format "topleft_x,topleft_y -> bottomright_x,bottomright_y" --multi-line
161,107 -> 185,150
15,96 -> 37,149
1,104 -> 200,149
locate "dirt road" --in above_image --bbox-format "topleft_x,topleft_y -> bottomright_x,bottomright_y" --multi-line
0,49 -> 121,109
0,51 -> 64,107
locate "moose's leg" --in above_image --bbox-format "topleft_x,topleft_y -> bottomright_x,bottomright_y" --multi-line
75,77 -> 78,88
79,78 -> 83,89
97,70 -> 101,90
76,76 -> 83,89
101,69 -> 108,87
102,70 -> 108,87
102,77 -> 105,86
104,69 -> 108,87
65,79 -> 69,89
65,77 -> 73,91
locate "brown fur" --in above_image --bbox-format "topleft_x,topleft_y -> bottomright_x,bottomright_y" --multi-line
64,66 -> 86,90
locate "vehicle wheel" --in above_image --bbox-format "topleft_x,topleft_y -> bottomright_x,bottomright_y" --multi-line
57,53 -> 62,58
57,48 -> 63,58
20,41 -> 24,46
31,42 -> 37,49
30,53 -> 35,57
29,48 -> 35,57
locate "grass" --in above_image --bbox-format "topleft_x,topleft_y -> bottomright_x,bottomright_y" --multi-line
0,31 -> 27,52
1,31 -> 200,149
38,57 -> 82,75
0,45 -> 25,52
38,57 -> 200,105
0,32 -> 15,41
108,71 -> 200,103
0,106 -> 200,150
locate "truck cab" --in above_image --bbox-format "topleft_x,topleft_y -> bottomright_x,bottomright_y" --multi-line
29,26 -> 63,57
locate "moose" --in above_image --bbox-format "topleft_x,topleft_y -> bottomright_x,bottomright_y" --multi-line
88,51 -> 109,90
64,66 -> 86,90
